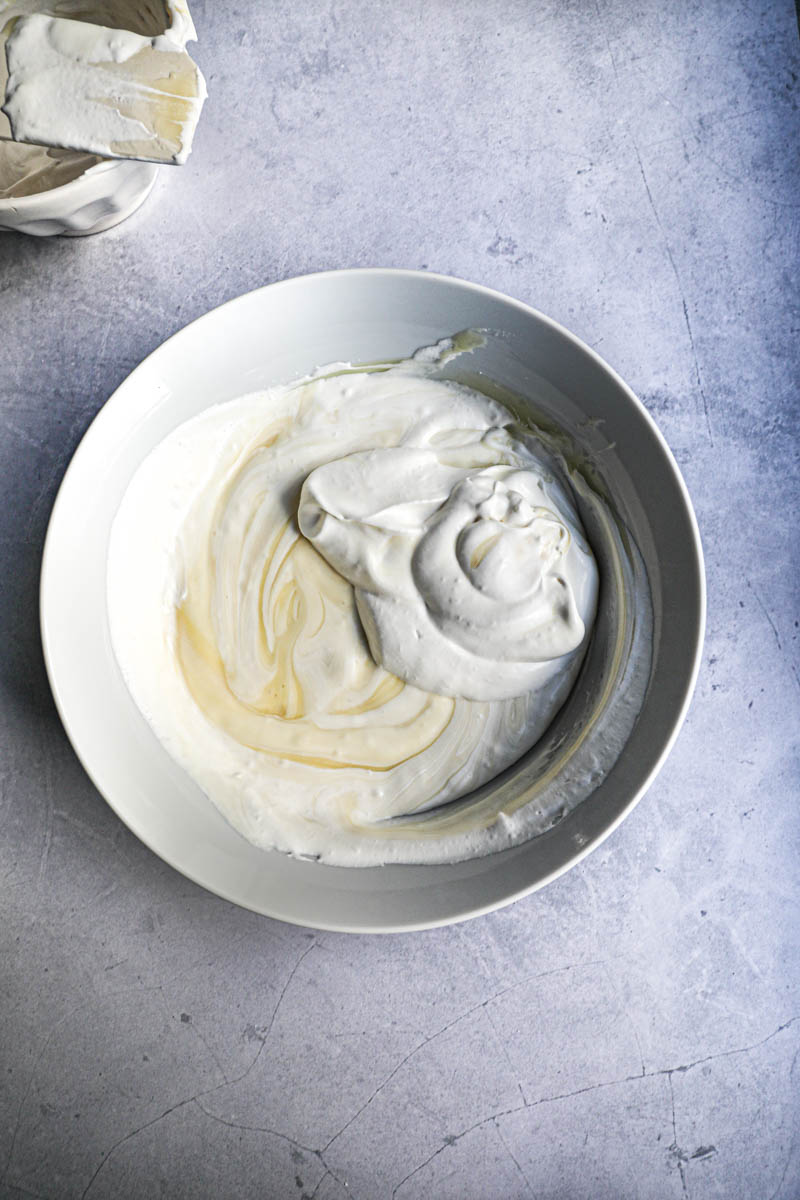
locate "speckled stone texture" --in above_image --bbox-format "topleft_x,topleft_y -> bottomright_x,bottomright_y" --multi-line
1,2 -> 798,1197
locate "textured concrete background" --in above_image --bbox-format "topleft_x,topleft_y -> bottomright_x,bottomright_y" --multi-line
1,1 -> 799,1197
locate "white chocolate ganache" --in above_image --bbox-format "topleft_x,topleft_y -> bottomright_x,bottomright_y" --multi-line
108,342 -> 650,866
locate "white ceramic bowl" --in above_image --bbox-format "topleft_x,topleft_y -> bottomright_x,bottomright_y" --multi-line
40,269 -> 705,931
0,157 -> 157,236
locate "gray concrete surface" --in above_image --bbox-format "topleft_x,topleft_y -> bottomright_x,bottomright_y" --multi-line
1,1 -> 799,1197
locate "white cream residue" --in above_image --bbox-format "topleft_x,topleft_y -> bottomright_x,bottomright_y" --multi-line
1,2 -> 205,164
107,355 -> 647,867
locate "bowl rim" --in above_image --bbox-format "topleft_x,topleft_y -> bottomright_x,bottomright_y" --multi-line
0,154 -> 131,212
39,267 -> 706,932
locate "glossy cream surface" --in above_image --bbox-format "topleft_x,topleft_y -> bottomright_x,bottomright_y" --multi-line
107,359 -> 601,865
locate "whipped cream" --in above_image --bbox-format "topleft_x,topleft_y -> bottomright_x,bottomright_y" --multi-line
107,351 -> 647,867
1,2 -> 204,165
299,435 -> 596,701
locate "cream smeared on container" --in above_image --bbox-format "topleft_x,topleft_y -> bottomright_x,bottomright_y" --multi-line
107,348 -> 639,867
0,0 -> 204,233
2,5 -> 205,163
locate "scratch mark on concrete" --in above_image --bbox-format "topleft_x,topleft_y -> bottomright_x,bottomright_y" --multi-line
0,416 -> 44,452
96,315 -> 114,364
768,1142 -> 796,1200
482,1003 -> 527,1106
601,961 -> 647,1078
632,141 -> 714,443
270,89 -> 288,132
767,1047 -> 800,1200
36,765 -> 54,890
145,984 -> 228,1087
53,807 -> 133,868
2,1182 -> 48,1199
183,1019 -> 228,1088
24,405 -> 98,544
80,880 -> 121,913
594,0 -> 620,84
747,578 -> 784,652
493,1117 -> 536,1197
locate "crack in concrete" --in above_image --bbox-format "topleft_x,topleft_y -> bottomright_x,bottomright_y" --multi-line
668,1072 -> 689,1198
149,986 -> 229,1089
79,1097 -> 195,1200
191,1099 -> 318,1157
321,959 -> 607,1154
1,996 -> 102,1189
391,1103 -> 527,1199
197,939 -> 318,1101
306,1168 -> 330,1199
390,1014 -> 800,1197
6,958 -> 796,1199
75,942 -> 317,1198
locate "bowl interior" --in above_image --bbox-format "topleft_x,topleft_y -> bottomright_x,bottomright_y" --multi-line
41,270 -> 704,931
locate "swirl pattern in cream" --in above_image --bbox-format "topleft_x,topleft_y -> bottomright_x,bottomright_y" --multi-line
107,364 -> 599,865
299,436 -> 594,701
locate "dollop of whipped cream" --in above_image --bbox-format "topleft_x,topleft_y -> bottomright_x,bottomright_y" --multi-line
108,358 -> 609,866
298,432 -> 595,701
